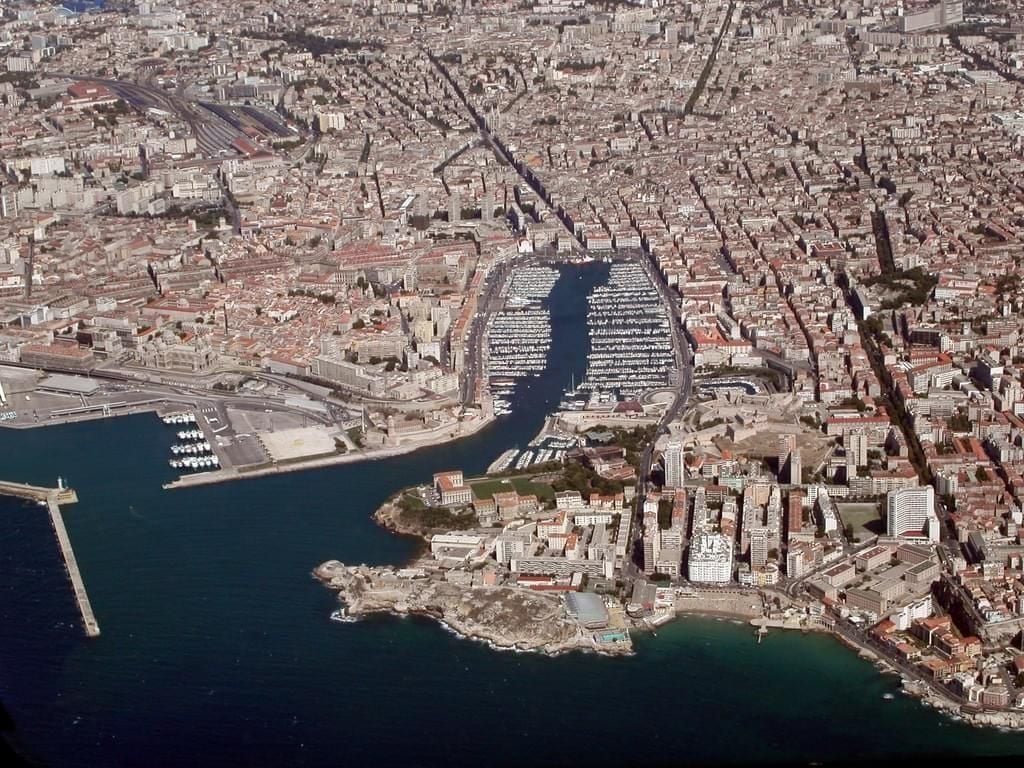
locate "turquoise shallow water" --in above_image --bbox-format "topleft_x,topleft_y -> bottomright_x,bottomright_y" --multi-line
3,263 -> 1024,766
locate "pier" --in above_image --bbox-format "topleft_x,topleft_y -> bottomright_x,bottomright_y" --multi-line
0,479 -> 100,638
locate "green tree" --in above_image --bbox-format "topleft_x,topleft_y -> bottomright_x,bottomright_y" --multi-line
949,410 -> 972,432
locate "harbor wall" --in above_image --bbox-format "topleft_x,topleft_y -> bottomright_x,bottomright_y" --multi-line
47,496 -> 100,637
0,481 -> 99,638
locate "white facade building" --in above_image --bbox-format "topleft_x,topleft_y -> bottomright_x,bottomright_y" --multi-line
687,533 -> 734,583
888,595 -> 934,631
886,486 -> 939,542
317,110 -> 346,132
664,440 -> 684,489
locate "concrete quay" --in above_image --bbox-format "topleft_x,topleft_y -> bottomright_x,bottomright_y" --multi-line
0,480 -> 99,638
164,409 -> 496,490
0,479 -> 78,505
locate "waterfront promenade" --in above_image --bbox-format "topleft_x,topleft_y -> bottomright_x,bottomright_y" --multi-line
0,480 -> 99,638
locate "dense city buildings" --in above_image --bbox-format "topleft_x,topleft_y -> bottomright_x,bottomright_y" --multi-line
6,0 -> 1024,732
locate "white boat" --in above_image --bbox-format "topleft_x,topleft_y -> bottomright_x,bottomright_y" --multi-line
486,266 -> 557,384
514,450 -> 534,470
330,608 -> 357,623
163,413 -> 197,425
576,261 -> 674,398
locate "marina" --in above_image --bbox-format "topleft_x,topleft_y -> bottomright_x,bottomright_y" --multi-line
162,411 -> 221,472
483,433 -> 578,474
486,265 -> 559,414
571,261 -> 675,403
162,412 -> 197,425
486,259 -> 674,416
513,450 -> 534,470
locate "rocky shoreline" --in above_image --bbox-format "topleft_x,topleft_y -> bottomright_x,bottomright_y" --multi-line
329,497 -> 1024,730
372,500 -> 436,540
314,561 -> 633,657
829,628 -> 1024,731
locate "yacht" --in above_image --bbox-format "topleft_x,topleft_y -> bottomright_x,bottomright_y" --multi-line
574,261 -> 674,401
330,608 -> 357,623
487,266 -> 557,395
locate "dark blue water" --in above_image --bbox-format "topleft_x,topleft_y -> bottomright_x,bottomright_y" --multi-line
3,263 -> 1024,766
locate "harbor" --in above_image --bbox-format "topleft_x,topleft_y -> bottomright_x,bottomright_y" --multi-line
485,265 -> 559,415
6,262 -> 1024,766
484,415 -> 581,474
571,260 -> 675,403
0,478 -> 99,638
164,412 -> 222,473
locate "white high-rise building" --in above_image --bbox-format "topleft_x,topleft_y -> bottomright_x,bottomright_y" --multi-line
316,110 -> 346,132
664,440 -> 684,489
749,527 -> 770,567
899,0 -> 963,32
687,533 -> 734,583
777,434 -> 801,485
886,486 -> 939,542
0,188 -> 17,219
786,545 -> 808,578
847,430 -> 869,468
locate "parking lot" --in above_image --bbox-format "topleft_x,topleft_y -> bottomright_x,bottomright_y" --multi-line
217,433 -> 269,468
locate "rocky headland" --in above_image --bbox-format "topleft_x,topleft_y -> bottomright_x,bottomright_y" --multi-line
314,560 -> 632,656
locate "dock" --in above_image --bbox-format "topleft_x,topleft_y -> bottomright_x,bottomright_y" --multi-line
756,618 -> 768,644
0,479 -> 100,638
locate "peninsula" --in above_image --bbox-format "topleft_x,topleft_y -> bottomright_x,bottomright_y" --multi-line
318,400 -> 1024,732
315,453 -> 645,655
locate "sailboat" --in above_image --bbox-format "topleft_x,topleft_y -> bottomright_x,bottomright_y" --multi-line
560,372 -> 586,410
